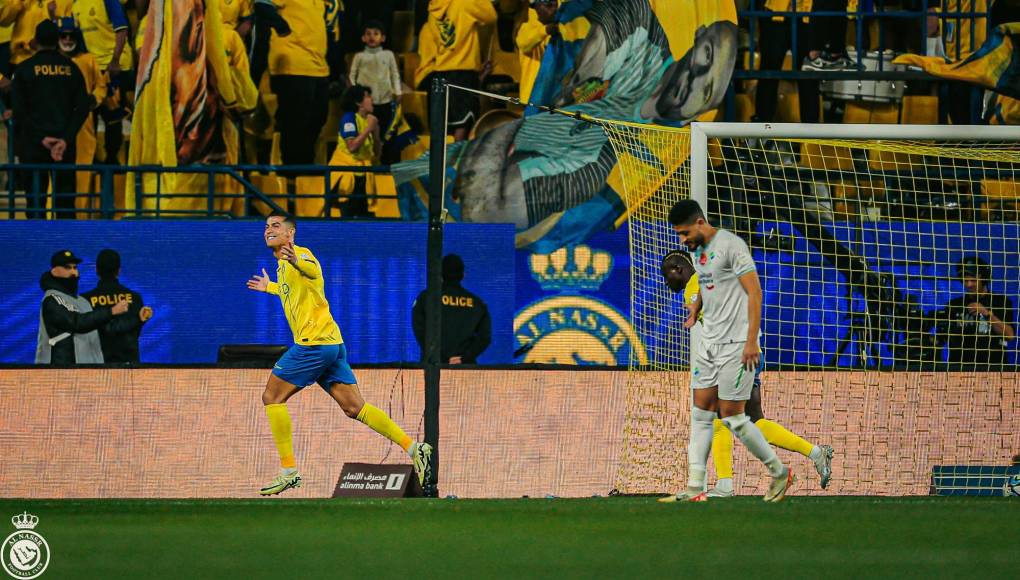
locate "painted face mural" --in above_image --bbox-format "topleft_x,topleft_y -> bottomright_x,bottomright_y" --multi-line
397,0 -> 738,252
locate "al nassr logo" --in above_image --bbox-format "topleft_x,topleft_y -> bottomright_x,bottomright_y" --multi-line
514,245 -> 647,365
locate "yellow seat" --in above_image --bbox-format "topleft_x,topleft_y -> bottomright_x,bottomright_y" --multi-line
250,173 -> 288,217
402,52 -> 421,90
901,95 -> 939,125
800,142 -> 855,171
843,102 -> 898,124
981,179 -> 1020,220
402,91 -> 429,132
390,11 -> 415,54
733,93 -> 754,122
295,175 -> 327,217
373,174 -> 400,218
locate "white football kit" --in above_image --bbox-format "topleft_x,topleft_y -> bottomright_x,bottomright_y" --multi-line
689,229 -> 759,401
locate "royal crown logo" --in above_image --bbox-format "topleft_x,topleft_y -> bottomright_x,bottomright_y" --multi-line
516,244 -> 647,366
11,513 -> 38,531
529,245 -> 612,292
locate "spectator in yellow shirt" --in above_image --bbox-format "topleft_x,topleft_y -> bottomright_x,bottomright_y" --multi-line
418,0 -> 497,141
266,0 -> 330,168
0,0 -> 73,66
328,84 -> 379,218
221,0 -> 253,37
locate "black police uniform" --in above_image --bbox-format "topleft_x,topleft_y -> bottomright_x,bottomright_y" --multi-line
412,282 -> 492,364
82,279 -> 146,363
11,46 -> 91,218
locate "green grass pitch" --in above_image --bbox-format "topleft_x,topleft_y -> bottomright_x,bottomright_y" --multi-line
1,497 -> 1016,578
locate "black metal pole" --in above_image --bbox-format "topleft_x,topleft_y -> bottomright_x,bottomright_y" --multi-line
423,76 -> 447,498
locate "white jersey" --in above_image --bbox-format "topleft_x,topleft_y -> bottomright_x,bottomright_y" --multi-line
690,229 -> 757,345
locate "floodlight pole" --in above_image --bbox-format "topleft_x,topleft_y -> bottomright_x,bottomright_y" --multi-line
422,77 -> 448,498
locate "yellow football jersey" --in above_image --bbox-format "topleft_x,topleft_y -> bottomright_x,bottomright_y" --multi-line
268,0 -> 328,77
684,273 -> 701,320
265,244 -> 343,346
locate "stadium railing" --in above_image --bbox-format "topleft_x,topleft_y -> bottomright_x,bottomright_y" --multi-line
0,162 -> 399,220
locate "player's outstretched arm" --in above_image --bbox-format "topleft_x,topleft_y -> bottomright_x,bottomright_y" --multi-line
247,268 -> 279,295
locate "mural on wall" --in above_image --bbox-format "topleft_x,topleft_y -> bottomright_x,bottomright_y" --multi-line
394,0 -> 737,252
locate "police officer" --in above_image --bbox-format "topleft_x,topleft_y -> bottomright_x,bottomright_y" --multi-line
82,249 -> 154,363
37,249 -> 129,365
412,254 -> 492,364
11,20 -> 91,218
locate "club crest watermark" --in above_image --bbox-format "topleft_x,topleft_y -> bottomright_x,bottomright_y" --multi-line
2,513 -> 50,579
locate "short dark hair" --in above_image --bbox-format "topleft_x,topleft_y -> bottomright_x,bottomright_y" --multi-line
442,254 -> 465,282
662,249 -> 693,269
96,249 -> 121,279
956,255 -> 991,283
363,19 -> 386,35
340,84 -> 372,113
668,200 -> 704,226
269,211 -> 296,231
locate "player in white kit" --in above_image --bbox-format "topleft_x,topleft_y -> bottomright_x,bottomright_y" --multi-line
660,200 -> 795,503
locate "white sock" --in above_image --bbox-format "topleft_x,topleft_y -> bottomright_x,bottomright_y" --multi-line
723,413 -> 785,478
407,441 -> 418,458
281,467 -> 297,476
686,407 -> 716,490
808,445 -> 823,461
715,478 -> 734,493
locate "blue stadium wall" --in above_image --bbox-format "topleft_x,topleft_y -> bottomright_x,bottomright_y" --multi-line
2,221 -> 1017,365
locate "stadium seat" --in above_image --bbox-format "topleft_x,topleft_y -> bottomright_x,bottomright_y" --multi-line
901,95 -> 939,125
980,179 -> 1020,221
402,52 -> 421,90
250,173 -> 288,216
843,102 -> 898,124
733,92 -> 754,122
373,174 -> 400,218
800,142 -> 855,171
390,11 -> 416,54
401,91 -> 430,131
294,176 -> 327,217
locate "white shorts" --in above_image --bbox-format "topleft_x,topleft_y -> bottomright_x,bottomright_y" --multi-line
691,340 -> 756,401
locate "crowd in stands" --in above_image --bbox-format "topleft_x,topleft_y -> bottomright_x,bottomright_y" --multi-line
0,0 -> 1017,219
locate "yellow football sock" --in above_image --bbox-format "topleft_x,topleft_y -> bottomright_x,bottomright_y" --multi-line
755,419 -> 814,457
265,403 -> 295,468
356,403 -> 413,451
712,418 -> 734,480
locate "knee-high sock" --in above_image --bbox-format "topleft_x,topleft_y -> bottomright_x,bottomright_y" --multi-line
723,413 -> 784,478
712,418 -> 734,480
356,403 -> 414,452
687,407 -> 716,490
265,403 -> 295,468
756,419 -> 815,457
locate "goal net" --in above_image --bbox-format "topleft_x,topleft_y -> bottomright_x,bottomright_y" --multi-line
603,121 -> 1020,496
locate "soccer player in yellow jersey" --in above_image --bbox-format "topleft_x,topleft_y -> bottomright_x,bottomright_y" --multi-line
247,213 -> 432,495
662,250 -> 834,497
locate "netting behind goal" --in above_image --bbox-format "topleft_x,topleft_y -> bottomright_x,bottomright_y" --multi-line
602,121 -> 1020,495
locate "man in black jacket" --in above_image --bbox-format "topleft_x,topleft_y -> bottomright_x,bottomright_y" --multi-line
412,254 -> 492,364
934,256 -> 1017,368
11,20 -> 91,219
36,250 -> 129,365
82,249 -> 154,363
